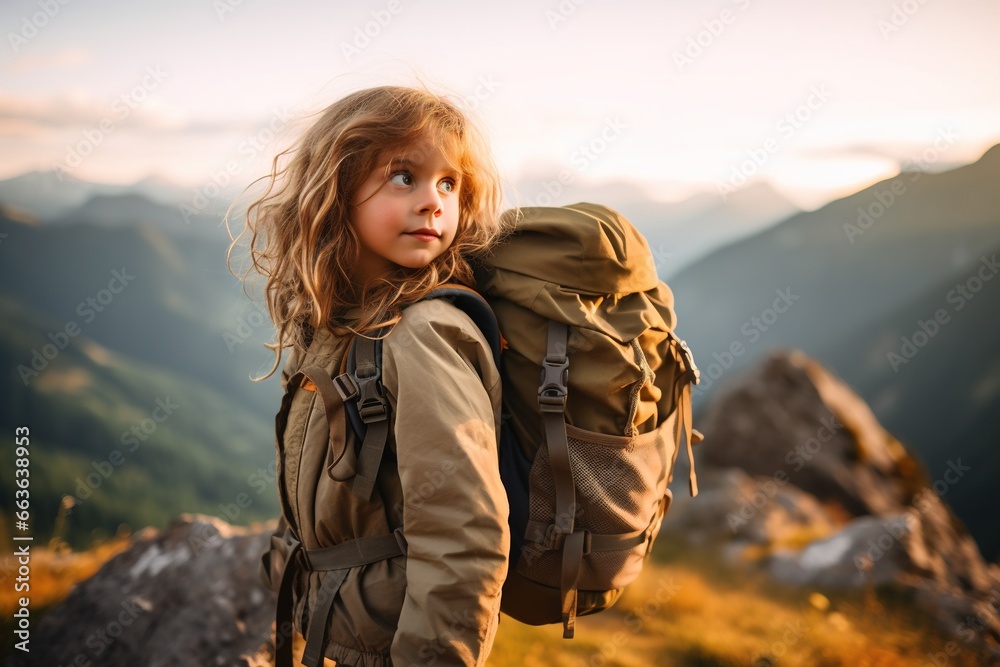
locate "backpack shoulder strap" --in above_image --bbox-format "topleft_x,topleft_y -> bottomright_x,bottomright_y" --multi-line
344,334 -> 390,502
340,285 -> 500,501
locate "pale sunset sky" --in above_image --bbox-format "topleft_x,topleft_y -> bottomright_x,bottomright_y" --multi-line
1,0 -> 999,210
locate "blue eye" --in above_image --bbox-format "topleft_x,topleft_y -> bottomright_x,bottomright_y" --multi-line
439,179 -> 456,193
389,172 -> 412,186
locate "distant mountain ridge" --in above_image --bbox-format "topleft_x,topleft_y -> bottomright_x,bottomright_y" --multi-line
4,169 -> 800,277
511,175 -> 800,277
669,142 -> 1000,559
0,170 -> 243,223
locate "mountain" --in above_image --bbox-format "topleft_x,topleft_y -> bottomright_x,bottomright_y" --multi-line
817,248 -> 1000,560
0,294 -> 278,547
51,192 -> 223,235
671,143 -> 1000,399
0,206 -> 285,547
668,143 -> 1000,559
0,208 -> 281,417
0,170 -> 243,223
510,176 -> 799,277
0,171 -> 128,221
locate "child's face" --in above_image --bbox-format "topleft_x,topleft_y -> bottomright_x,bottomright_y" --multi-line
350,136 -> 461,284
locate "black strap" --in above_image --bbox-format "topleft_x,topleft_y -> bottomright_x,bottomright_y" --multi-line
274,529 -> 303,667
350,335 -> 390,502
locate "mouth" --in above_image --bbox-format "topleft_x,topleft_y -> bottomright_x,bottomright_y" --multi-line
406,229 -> 441,241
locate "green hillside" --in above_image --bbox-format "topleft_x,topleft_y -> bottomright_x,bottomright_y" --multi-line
0,294 -> 278,548
0,210 -> 282,417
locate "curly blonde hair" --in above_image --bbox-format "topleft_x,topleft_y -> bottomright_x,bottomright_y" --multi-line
227,85 -> 507,381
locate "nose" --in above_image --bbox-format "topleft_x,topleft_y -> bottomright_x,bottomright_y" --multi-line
415,183 -> 443,218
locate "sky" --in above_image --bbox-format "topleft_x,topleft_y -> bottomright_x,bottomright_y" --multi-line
1,0 -> 999,210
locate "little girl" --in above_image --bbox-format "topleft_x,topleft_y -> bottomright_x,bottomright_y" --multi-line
229,86 -> 512,667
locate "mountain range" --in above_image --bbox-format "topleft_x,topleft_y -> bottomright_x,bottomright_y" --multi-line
0,146 -> 996,559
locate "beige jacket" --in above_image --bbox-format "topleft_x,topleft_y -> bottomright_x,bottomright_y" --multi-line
277,297 -> 510,667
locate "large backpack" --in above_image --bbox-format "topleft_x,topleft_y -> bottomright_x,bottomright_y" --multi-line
260,203 -> 702,664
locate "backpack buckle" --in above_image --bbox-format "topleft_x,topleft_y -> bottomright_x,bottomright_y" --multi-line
538,355 -> 569,413
677,337 -> 700,385
358,398 -> 388,423
333,373 -> 359,401
354,364 -> 388,423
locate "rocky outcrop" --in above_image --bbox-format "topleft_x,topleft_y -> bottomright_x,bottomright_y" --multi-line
664,349 -> 1000,658
16,515 -> 276,667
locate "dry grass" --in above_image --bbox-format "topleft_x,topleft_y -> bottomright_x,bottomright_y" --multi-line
487,542 -> 995,667
0,537 -> 132,618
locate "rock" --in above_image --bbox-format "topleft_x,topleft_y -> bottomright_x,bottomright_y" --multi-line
692,349 -> 1000,657
12,514 -> 276,667
662,467 -> 837,546
768,514 -> 914,588
698,349 -> 927,518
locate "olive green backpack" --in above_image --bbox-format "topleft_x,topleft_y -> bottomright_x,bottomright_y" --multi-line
260,202 -> 702,662
474,202 -> 702,637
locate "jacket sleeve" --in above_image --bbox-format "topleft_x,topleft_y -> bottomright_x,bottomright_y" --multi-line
381,301 -> 510,667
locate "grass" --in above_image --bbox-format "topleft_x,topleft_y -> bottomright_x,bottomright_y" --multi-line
487,540 -> 996,667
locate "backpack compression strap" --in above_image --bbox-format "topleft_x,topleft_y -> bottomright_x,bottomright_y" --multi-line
536,320 -> 586,638
667,332 -> 703,497
270,521 -> 407,667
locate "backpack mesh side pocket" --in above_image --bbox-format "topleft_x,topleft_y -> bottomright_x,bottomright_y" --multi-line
516,418 -> 676,591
